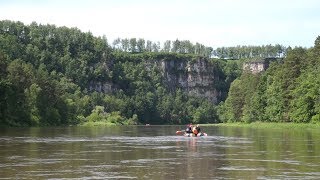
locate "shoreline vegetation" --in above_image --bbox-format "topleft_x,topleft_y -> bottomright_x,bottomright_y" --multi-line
0,20 -> 319,127
202,122 -> 320,129
79,122 -> 320,129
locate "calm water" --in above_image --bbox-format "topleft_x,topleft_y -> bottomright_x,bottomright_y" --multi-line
0,125 -> 319,179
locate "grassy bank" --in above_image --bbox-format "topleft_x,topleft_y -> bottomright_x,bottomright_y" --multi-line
79,121 -> 117,127
201,122 -> 320,129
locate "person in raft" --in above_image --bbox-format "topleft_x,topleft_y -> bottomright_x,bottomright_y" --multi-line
193,124 -> 201,136
185,124 -> 193,134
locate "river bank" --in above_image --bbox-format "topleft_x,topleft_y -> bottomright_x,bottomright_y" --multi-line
201,122 -> 320,129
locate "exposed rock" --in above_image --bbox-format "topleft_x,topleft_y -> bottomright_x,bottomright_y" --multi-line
149,57 -> 221,104
243,60 -> 266,74
89,56 -> 223,104
243,58 -> 279,74
88,81 -> 114,93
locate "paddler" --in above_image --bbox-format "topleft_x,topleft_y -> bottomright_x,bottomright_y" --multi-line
192,124 -> 201,136
185,124 -> 193,134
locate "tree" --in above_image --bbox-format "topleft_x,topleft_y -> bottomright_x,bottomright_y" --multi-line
152,42 -> 160,52
171,39 -> 180,53
87,106 -> 106,122
163,40 -> 171,52
24,83 -> 41,125
112,37 -> 121,49
193,101 -> 218,123
137,38 -> 145,52
146,40 -> 152,52
121,38 -> 129,52
129,38 -> 137,53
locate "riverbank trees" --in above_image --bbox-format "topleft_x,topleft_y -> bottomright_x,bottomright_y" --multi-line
1,20 -> 318,126
0,20 -> 232,126
219,38 -> 320,123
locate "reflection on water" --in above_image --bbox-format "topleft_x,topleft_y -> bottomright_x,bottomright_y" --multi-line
0,126 -> 319,179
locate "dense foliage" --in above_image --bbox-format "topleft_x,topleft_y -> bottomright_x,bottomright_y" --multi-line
0,20 -> 240,126
2,20 -> 317,126
112,38 -> 214,58
219,37 -> 320,123
112,38 -> 288,59
213,45 -> 288,59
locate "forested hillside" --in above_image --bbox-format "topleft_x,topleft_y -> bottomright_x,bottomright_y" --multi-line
219,37 -> 320,123
1,20 -> 315,127
0,20 -> 237,126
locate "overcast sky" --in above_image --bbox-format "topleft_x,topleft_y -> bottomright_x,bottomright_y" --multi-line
1,0 -> 320,48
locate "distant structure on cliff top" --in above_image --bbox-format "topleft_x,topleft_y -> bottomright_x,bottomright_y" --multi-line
243,58 -> 280,74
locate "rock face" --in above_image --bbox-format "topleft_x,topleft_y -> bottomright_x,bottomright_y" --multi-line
243,58 -> 279,74
88,81 -> 114,93
243,60 -> 266,74
89,56 -> 223,104
150,57 -> 221,104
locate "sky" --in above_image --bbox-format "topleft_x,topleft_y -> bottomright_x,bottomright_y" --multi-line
1,0 -> 320,48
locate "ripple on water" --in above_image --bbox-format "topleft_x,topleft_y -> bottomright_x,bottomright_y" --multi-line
225,158 -> 301,165
121,158 -> 180,165
258,173 -> 320,180
22,137 -> 95,143
3,135 -> 252,149
218,166 -> 266,171
0,137 -> 12,141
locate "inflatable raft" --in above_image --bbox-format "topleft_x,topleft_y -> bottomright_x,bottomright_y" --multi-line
176,130 -> 207,137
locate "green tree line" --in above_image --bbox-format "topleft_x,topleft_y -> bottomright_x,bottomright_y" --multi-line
213,45 -> 288,59
112,38 -> 214,57
112,38 -> 291,60
112,39 -> 288,59
3,20 -> 314,127
219,37 -> 320,123
0,20 -> 239,126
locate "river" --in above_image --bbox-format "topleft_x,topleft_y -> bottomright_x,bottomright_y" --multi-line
0,125 -> 319,179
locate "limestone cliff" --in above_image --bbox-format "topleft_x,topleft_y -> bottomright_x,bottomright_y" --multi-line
146,57 -> 222,104
88,81 -> 114,93
243,60 -> 267,74
89,55 -> 224,104
242,58 -> 280,74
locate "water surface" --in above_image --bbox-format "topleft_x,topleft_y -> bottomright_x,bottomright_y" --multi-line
0,125 -> 319,179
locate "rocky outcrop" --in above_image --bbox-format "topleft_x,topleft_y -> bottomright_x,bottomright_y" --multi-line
88,81 -> 114,93
89,56 -> 223,104
243,58 -> 279,74
147,57 -> 221,104
243,60 -> 266,74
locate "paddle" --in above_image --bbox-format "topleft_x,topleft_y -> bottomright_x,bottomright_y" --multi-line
176,130 -> 185,135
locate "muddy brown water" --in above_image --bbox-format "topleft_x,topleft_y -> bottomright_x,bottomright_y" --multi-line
0,125 -> 319,179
